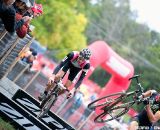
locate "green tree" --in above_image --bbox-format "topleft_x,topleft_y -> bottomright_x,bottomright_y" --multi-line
31,0 -> 87,59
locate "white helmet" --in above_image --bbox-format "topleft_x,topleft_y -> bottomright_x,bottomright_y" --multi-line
79,48 -> 91,60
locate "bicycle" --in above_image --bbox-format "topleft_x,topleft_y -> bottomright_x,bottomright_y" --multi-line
88,75 -> 147,123
37,79 -> 69,118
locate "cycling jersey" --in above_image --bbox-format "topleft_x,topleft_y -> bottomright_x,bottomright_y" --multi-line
134,91 -> 160,128
53,51 -> 90,89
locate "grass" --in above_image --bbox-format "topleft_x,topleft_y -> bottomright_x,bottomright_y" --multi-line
0,117 -> 15,130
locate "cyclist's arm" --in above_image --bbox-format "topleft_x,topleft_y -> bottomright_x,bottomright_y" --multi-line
146,105 -> 160,123
74,63 -> 90,89
53,52 -> 74,75
142,90 -> 157,98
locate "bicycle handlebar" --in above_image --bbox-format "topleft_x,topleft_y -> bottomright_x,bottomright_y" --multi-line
129,74 -> 140,83
129,74 -> 144,93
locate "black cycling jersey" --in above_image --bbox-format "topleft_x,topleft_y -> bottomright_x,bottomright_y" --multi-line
135,91 -> 160,128
53,51 -> 90,89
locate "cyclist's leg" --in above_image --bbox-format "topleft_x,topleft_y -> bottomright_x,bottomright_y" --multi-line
65,80 -> 73,90
45,70 -> 65,92
58,79 -> 73,95
59,66 -> 80,96
65,67 -> 81,97
39,69 -> 68,101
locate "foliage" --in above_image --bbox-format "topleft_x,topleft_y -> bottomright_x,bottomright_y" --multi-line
31,0 -> 87,59
0,117 -> 15,130
89,66 -> 111,87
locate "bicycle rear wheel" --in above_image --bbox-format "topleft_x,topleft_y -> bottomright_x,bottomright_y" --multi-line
88,92 -> 125,110
94,101 -> 135,123
38,94 -> 57,118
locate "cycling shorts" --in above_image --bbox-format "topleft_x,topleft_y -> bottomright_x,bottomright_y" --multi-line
62,61 -> 81,81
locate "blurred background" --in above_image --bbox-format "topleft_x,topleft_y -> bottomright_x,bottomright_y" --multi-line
1,0 -> 160,129
30,0 -> 160,108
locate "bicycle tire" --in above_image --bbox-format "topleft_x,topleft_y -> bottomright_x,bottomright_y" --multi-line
88,92 -> 125,110
38,94 -> 57,118
40,95 -> 51,108
94,101 -> 135,123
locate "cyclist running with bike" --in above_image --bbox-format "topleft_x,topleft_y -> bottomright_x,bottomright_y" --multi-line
129,90 -> 160,130
38,48 -> 91,101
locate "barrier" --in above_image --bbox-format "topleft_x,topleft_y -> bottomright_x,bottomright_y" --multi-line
0,92 -> 51,130
0,18 -> 34,79
12,89 -> 75,130
1,36 -> 34,79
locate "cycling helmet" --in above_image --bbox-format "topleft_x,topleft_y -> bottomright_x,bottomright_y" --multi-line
79,48 -> 91,60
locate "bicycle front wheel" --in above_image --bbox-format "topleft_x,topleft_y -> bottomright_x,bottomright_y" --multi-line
94,101 -> 135,123
88,92 -> 125,110
38,94 -> 57,118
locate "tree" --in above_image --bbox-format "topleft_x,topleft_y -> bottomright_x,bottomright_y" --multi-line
31,0 -> 88,59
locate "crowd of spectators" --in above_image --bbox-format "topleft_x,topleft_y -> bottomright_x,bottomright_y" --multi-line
0,0 -> 43,72
0,0 -> 43,38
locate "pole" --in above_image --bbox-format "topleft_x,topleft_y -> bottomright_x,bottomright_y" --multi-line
23,70 -> 41,91
13,64 -> 29,83
56,99 -> 69,114
2,37 -> 34,78
77,111 -> 94,130
0,30 -> 7,41
0,37 -> 19,65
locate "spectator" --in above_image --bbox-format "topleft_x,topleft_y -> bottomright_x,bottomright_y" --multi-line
13,0 -> 33,15
13,0 -> 43,38
13,0 -> 33,38
31,3 -> 43,17
15,13 -> 31,38
0,0 -> 27,33
63,90 -> 84,120
21,48 -> 37,68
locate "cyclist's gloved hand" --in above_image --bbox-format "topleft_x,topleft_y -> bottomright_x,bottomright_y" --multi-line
143,98 -> 155,105
149,98 -> 155,104
67,93 -> 72,99
48,75 -> 55,85
138,94 -> 145,100
143,99 -> 149,105
67,88 -> 75,99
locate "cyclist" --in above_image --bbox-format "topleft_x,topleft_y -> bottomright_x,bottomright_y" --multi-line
129,90 -> 160,130
38,48 -> 91,101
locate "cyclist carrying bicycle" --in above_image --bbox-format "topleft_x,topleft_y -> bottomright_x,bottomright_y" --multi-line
129,90 -> 160,130
38,48 -> 91,101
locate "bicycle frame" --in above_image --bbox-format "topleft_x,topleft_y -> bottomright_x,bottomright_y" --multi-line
110,91 -> 142,109
38,80 -> 67,118
50,80 -> 66,97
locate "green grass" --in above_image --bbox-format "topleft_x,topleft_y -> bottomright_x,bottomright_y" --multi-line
0,117 -> 15,130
